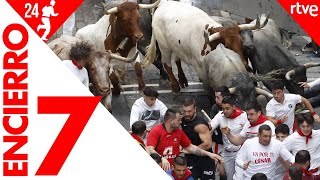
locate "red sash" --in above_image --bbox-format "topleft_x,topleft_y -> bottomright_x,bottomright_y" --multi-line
72,59 -> 83,69
249,115 -> 267,128
297,129 -> 312,144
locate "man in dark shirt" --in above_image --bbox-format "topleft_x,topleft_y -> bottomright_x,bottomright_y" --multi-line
181,98 -> 215,180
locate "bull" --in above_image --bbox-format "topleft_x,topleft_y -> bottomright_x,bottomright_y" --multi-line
203,44 -> 272,109
48,36 -> 138,112
75,0 -> 160,95
241,15 -> 320,95
144,1 -> 268,94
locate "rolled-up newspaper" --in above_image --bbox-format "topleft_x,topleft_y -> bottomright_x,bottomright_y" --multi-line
201,109 -> 211,122
201,109 -> 218,135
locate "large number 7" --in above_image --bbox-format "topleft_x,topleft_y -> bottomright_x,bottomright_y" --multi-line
35,96 -> 101,175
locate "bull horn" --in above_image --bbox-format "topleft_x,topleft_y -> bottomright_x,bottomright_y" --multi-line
110,51 -> 138,63
239,13 -> 269,31
228,87 -> 236,94
208,32 -> 221,42
304,62 -> 320,69
259,13 -> 270,29
255,87 -> 273,99
139,0 -> 160,9
285,69 -> 295,80
105,4 -> 118,14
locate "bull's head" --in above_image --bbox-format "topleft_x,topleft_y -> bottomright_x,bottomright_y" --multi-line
88,50 -> 138,96
204,13 -> 269,71
285,62 -> 320,95
227,73 -> 272,109
104,0 -> 160,43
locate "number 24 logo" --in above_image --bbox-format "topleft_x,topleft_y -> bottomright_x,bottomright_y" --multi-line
25,3 -> 39,18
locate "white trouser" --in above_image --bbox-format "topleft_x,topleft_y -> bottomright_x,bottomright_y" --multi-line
223,150 -> 238,180
62,13 -> 75,36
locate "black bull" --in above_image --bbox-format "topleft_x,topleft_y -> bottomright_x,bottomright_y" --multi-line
241,29 -> 317,96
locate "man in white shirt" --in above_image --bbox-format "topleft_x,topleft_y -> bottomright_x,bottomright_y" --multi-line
63,42 -> 91,88
130,86 -> 168,130
274,124 -> 290,180
282,111 -> 320,175
266,82 -> 320,134
235,125 -> 294,180
221,102 -> 275,146
210,96 -> 248,180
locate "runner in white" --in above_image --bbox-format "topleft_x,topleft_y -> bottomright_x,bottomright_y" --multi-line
221,102 -> 275,146
62,13 -> 75,36
282,111 -> 320,175
235,124 -> 294,180
274,124 -> 290,180
210,96 -> 248,180
266,82 -> 320,134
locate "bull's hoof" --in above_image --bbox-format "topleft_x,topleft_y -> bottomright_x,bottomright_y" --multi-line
178,76 -> 188,88
171,83 -> 180,94
179,80 -> 188,88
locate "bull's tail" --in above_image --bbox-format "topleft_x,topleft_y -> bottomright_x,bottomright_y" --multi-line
143,30 -> 157,68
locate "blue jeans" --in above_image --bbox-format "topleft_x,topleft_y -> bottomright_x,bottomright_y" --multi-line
304,84 -> 320,107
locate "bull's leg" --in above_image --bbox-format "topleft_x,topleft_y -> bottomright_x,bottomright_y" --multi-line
110,71 -> 122,95
175,59 -> 188,88
164,63 -> 180,94
153,55 -> 169,81
134,62 -> 145,93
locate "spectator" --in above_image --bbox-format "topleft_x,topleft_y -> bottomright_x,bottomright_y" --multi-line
235,125 -> 294,180
287,166 -> 303,180
167,156 -> 194,180
131,120 -> 148,152
209,86 -> 230,180
210,86 -> 231,118
210,96 -> 248,180
299,78 -> 320,107
130,86 -> 168,130
274,124 -> 290,179
221,102 -> 275,146
181,98 -> 215,180
63,41 -> 92,87
283,150 -> 320,180
147,109 -> 223,171
266,81 -> 320,134
251,173 -> 268,180
283,112 -> 320,175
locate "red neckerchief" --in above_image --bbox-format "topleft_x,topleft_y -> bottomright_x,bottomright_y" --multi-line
249,115 -> 267,128
293,163 -> 319,175
172,168 -> 192,180
297,129 -> 312,144
71,60 -> 83,69
228,107 -> 243,119
131,133 -> 145,147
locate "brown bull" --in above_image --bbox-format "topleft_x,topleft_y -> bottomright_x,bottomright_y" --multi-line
104,0 -> 160,94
